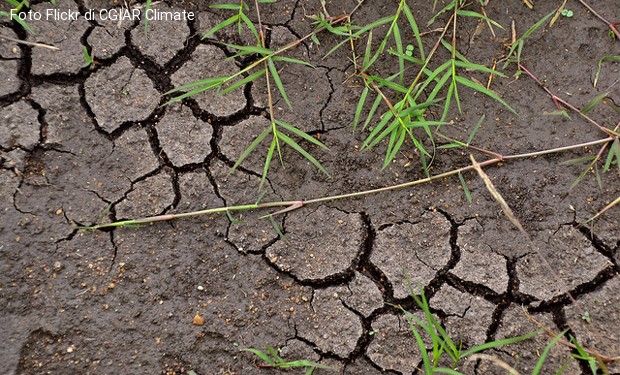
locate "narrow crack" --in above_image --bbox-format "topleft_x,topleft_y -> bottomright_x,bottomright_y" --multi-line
530,266 -> 618,313
108,229 -> 118,271
318,66 -> 336,131
574,221 -> 617,265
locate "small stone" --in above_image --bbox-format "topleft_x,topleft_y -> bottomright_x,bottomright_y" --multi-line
197,285 -> 204,291
193,312 -> 205,326
66,346 -> 75,353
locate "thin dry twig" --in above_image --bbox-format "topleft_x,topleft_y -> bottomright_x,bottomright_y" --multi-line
577,0 -> 620,39
465,354 -> 520,375
524,310 -> 620,364
0,33 -> 61,50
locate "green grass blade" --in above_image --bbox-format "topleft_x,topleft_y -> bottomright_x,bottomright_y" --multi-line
434,368 -> 467,375
402,310 -> 432,374
453,78 -> 462,114
362,31 -> 373,71
275,120 -> 328,149
425,69 -> 452,105
428,1 -> 455,26
239,11 -> 259,40
453,60 -> 507,77
143,0 -> 152,35
594,55 -> 620,88
561,155 -> 596,165
454,75 -> 517,114
165,76 -> 228,95
415,60 -> 452,101
5,0 -> 21,7
163,82 -> 227,105
383,127 -> 406,169
581,92 -> 609,114
437,142 -> 465,149
223,43 -> 273,55
282,360 -> 332,369
243,348 -> 277,365
393,22 -> 405,83
363,110 -> 395,148
8,12 -> 35,33
354,87 -> 370,130
202,14 -> 240,39
388,49 -> 428,68
506,10 -> 554,59
351,15 -> 394,38
265,344 -> 286,365
278,133 -> 329,176
532,330 -> 569,375
461,330 -> 540,358
570,336 -> 599,374
210,4 -> 241,10
456,9 -> 504,29
603,138 -> 620,173
220,68 -> 266,95
570,162 -> 595,189
363,37 -> 389,72
267,58 -> 291,109
260,136 -> 278,189
269,214 -> 287,241
402,1 -> 425,60
467,115 -> 485,145
440,39 -> 473,64
440,79 -> 455,121
363,94 -> 383,130
458,172 -> 472,203
322,38 -> 352,59
370,76 -> 408,94
270,56 -> 315,68
231,126 -> 272,172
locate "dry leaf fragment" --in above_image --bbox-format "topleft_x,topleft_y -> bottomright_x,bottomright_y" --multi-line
470,154 -> 527,236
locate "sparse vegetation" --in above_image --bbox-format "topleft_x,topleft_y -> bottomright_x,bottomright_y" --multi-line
6,0 -> 613,373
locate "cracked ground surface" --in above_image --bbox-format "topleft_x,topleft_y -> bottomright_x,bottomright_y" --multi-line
1,0 -> 619,374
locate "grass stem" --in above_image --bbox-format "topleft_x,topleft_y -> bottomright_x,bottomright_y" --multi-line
80,137 -> 613,230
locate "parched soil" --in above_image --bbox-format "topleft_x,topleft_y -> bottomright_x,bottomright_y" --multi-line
1,0 -> 619,374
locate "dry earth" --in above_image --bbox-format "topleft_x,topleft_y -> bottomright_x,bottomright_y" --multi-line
1,0 -> 619,374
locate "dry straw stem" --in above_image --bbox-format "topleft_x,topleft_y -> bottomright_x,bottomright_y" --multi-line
470,153 -> 582,307
470,154 -> 526,234
465,354 -> 519,375
577,0 -> 620,39
0,33 -> 60,50
525,310 -> 620,366
80,136 -> 614,230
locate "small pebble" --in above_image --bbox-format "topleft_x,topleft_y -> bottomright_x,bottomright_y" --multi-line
193,312 -> 205,326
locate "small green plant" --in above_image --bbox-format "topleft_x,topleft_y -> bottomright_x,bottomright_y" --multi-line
501,10 -> 555,78
350,0 -> 514,174
244,344 -> 332,374
165,0 -> 330,189
82,46 -> 94,68
397,285 -> 539,374
561,9 -> 574,18
593,55 -> 620,88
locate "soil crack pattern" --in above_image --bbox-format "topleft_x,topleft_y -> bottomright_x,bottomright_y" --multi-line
1,1 -> 619,374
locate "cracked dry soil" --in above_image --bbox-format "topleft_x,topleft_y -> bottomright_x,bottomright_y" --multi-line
1,0 -> 619,374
